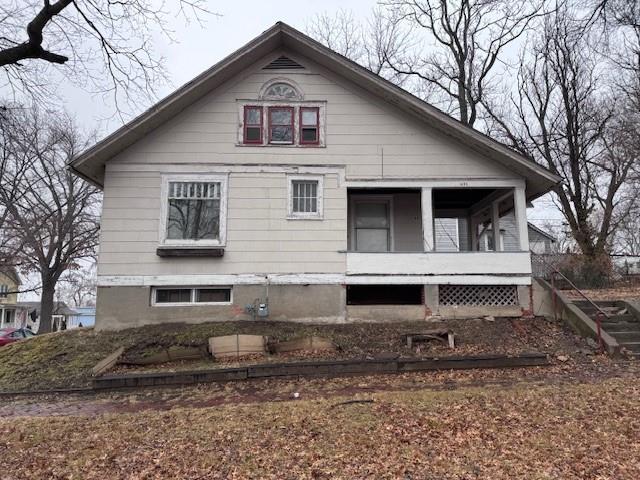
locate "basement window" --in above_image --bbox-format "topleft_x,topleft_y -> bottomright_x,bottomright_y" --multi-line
152,287 -> 232,306
347,285 -> 423,305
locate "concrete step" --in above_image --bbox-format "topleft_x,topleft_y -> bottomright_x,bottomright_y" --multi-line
608,332 -> 640,343
619,342 -> 640,354
599,314 -> 638,324
575,300 -> 621,309
602,322 -> 640,332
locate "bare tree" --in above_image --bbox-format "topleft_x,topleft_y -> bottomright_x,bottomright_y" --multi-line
58,264 -> 97,307
0,1 -> 215,114
307,7 -> 412,83
380,0 -> 548,126
486,7 -> 638,258
0,107 -> 100,333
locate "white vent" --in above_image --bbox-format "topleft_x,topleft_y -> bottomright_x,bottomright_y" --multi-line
263,56 -> 304,70
439,285 -> 518,307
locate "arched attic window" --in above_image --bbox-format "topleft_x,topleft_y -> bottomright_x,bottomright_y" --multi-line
259,79 -> 303,101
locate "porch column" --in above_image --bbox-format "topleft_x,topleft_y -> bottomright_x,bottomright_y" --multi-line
513,186 -> 530,251
0,307 -> 4,327
491,200 -> 502,251
421,187 -> 434,251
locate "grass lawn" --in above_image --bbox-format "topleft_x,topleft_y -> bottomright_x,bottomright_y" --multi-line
0,317 -> 580,392
1,377 -> 638,479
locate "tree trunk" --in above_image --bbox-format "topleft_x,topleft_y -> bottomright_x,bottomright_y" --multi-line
39,280 -> 55,334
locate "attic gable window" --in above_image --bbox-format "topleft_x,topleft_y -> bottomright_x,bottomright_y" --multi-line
264,83 -> 299,100
300,107 -> 319,144
243,106 -> 263,144
269,107 -> 294,144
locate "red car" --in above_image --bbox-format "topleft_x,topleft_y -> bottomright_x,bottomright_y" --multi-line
0,328 -> 36,347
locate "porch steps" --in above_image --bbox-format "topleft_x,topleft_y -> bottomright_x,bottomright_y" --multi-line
574,300 -> 640,356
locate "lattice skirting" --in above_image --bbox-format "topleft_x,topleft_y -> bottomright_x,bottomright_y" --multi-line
439,285 -> 519,307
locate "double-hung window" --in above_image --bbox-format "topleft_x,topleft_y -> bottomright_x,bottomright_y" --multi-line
287,175 -> 323,219
300,107 -> 319,144
243,106 -> 263,144
161,175 -> 227,246
268,107 -> 294,144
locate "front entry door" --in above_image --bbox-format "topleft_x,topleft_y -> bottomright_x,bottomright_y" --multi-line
354,199 -> 392,252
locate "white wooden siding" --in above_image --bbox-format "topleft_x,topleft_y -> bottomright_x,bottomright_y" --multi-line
98,50 -> 524,279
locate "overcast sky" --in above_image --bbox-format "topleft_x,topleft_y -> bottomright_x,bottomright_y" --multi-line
51,0 -> 563,226
13,0 -> 566,301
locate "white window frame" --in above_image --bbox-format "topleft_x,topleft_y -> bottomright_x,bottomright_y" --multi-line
151,286 -> 233,307
287,174 -> 324,220
159,174 -> 228,247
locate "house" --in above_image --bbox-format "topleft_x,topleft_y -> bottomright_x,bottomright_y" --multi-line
68,306 -> 96,328
14,301 -> 78,332
474,213 -> 556,254
0,265 -> 24,328
70,22 -> 561,330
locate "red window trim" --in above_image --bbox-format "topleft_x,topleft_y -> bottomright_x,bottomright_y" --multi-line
268,106 -> 295,144
299,106 -> 320,145
243,105 -> 263,144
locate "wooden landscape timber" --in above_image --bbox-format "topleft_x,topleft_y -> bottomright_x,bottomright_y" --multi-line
93,353 -> 550,390
269,336 -> 337,353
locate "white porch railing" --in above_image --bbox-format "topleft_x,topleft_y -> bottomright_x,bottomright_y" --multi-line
346,251 -> 532,276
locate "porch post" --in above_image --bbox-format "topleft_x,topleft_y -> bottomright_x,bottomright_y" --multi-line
421,187 -> 434,251
513,186 -> 529,251
491,200 -> 502,251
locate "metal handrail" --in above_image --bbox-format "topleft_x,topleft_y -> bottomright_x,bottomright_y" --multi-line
533,253 -> 608,353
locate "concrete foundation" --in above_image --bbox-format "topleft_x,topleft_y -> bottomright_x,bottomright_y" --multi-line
95,284 -> 346,330
346,305 -> 426,322
96,282 -> 533,330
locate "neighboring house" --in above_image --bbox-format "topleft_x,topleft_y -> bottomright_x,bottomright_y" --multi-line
474,213 -> 556,254
14,301 -> 78,332
68,306 -> 96,328
70,22 -> 560,330
0,266 -> 25,329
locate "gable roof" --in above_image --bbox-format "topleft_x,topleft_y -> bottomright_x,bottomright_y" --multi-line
0,264 -> 20,286
70,21 -> 561,200
528,223 -> 557,242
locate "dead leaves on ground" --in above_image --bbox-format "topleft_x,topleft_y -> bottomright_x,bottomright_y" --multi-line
1,377 -> 640,479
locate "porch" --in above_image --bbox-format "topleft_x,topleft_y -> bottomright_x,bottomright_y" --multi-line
345,184 -> 531,278
345,183 -> 531,317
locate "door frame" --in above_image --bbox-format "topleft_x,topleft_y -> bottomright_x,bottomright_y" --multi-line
349,194 -> 395,252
